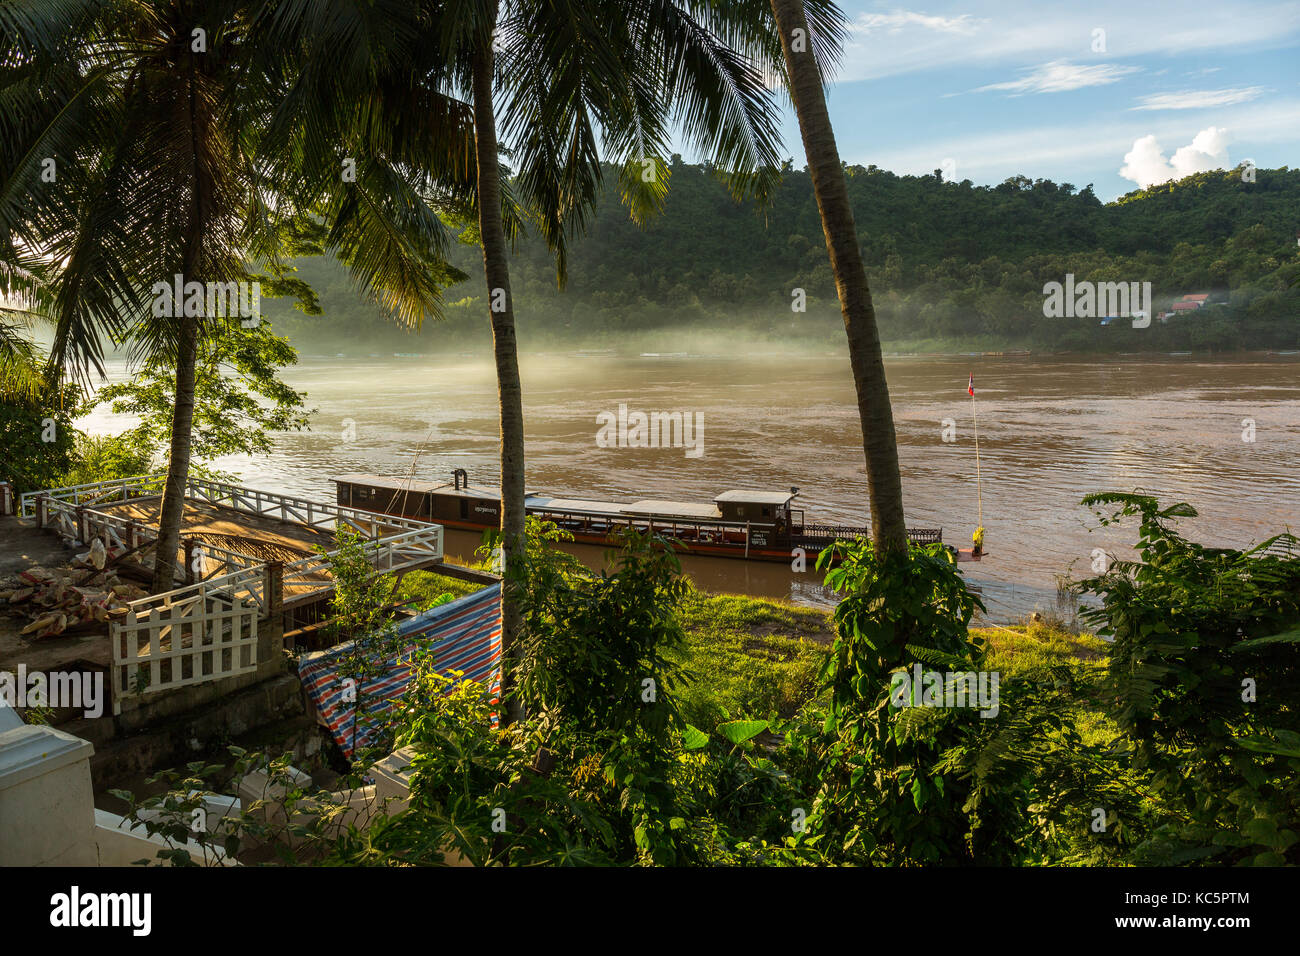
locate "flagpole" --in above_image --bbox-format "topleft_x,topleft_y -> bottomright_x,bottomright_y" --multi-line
971,386 -> 983,531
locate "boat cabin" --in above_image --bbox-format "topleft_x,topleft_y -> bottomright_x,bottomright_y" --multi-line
335,470 -> 508,524
713,489 -> 801,529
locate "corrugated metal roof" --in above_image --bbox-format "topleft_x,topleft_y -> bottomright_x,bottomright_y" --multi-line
621,499 -> 722,519
334,474 -> 505,498
527,496 -> 627,516
714,490 -> 797,505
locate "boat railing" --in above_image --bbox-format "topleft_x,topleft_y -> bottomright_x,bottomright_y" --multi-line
527,506 -> 943,548
796,523 -> 944,546
530,507 -> 747,531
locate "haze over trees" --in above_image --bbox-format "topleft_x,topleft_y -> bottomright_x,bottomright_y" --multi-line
267,163 -> 1300,354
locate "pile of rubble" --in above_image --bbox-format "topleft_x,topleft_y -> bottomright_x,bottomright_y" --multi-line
0,540 -> 149,638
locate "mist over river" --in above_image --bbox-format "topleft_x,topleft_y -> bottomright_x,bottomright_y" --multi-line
81,350 -> 1300,624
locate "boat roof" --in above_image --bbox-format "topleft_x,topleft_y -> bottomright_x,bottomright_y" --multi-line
334,473 -> 508,498
526,496 -> 626,516
335,475 -> 793,514
622,499 -> 722,519
336,473 -> 441,493
714,489 -> 797,505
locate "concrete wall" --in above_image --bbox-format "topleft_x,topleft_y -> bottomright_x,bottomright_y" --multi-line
0,724 -> 97,866
94,809 -> 232,867
0,722 -> 235,867
1,722 -> 477,867
88,673 -> 305,792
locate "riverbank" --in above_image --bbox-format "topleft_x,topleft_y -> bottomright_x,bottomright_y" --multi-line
396,570 -> 1109,735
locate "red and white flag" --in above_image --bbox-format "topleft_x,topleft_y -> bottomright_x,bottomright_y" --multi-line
967,373 -> 975,397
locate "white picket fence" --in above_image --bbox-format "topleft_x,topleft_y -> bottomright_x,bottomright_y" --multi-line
112,592 -> 258,713
107,525 -> 440,713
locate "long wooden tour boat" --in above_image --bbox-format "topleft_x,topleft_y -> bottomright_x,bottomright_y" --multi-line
335,470 -> 979,563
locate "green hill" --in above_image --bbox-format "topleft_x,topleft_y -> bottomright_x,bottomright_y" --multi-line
267,162 -> 1300,354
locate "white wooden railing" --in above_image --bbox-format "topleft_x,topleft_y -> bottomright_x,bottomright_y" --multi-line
35,494 -> 155,550
20,473 -> 166,518
170,525 -> 443,613
16,474 -> 446,709
184,476 -> 437,538
24,475 -> 443,584
107,523 -> 442,711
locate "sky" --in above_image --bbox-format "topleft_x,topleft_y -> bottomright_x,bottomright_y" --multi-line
770,1 -> 1300,200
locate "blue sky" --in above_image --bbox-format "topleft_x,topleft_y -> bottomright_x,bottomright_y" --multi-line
771,1 -> 1300,200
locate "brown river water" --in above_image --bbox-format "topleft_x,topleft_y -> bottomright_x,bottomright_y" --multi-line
84,350 -> 1300,623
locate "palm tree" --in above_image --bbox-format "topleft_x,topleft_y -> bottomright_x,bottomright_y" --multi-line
445,0 -> 788,722
265,0 -> 791,722
2,0 -> 267,591
767,0 -> 909,552
0,318 -> 46,404
2,0 -> 461,592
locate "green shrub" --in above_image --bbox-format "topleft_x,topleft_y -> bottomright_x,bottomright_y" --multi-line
1078,492 -> 1300,865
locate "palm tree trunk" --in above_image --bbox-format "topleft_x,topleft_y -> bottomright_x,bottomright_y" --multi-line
770,0 -> 908,553
151,64 -> 209,594
151,310 -> 198,593
471,11 -> 526,725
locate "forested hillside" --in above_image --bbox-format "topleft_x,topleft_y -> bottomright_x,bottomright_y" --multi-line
268,162 -> 1300,354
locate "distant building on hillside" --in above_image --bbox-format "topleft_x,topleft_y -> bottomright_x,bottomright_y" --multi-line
1157,291 -> 1229,323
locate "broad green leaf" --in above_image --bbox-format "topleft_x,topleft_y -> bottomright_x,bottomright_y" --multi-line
1236,734 -> 1300,758
1232,627 -> 1300,652
717,719 -> 769,745
681,724 -> 709,750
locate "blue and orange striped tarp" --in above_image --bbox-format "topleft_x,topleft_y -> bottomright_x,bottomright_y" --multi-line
297,583 -> 502,758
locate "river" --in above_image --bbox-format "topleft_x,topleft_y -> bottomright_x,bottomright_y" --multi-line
81,350 -> 1300,623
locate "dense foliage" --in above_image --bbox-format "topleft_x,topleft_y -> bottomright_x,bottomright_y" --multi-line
266,163 -> 1300,353
121,495 -> 1299,866
85,320 -> 313,467
1077,493 -> 1300,865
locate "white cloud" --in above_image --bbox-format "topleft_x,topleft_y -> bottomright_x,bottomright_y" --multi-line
851,99 -> 1300,197
1119,135 -> 1176,187
1172,126 -> 1233,173
1131,87 -> 1267,110
854,11 -> 983,34
970,59 -> 1141,95
834,2 -> 1300,84
1119,126 -> 1233,187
